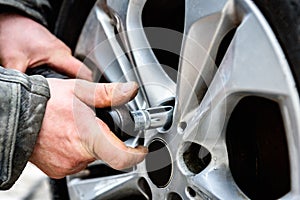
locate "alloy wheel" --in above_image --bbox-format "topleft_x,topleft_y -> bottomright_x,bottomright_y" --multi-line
67,0 -> 300,199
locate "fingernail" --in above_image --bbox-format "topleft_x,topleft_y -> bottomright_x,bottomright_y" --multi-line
119,82 -> 138,94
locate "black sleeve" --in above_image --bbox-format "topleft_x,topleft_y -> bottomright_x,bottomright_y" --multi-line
0,0 -> 52,26
0,67 -> 50,190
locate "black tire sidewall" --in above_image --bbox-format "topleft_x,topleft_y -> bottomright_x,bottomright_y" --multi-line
253,0 -> 300,91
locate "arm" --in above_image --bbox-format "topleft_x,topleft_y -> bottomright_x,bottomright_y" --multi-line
0,67 -> 49,189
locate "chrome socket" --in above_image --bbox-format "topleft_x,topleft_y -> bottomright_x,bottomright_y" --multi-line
130,106 -> 173,131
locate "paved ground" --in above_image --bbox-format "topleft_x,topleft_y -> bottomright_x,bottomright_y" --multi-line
0,163 -> 52,200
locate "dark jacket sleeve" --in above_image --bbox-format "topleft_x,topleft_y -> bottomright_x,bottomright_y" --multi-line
0,0 -> 52,26
0,67 -> 50,190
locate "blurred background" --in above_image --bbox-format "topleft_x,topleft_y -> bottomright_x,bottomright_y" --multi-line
0,163 -> 51,200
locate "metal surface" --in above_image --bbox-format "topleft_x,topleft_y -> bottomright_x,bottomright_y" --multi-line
71,0 -> 300,199
131,106 -> 173,131
97,105 -> 173,148
75,0 -> 176,109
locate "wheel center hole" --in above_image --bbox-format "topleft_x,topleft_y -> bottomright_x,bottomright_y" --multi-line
146,140 -> 172,188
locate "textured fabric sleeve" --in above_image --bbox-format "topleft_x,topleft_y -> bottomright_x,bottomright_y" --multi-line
0,0 -> 52,26
0,67 -> 50,190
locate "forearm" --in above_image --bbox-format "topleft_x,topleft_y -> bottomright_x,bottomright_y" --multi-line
0,67 -> 50,190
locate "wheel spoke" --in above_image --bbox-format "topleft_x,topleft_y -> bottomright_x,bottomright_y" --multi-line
182,9 -> 300,143
184,0 -> 232,31
181,5 -> 300,199
216,16 -> 300,196
218,13 -> 295,97
176,0 -> 235,117
68,171 -> 148,200
75,0 -> 146,109
86,0 -> 177,107
187,165 -> 249,199
208,15 -> 300,194
76,2 -> 129,83
125,0 -> 176,106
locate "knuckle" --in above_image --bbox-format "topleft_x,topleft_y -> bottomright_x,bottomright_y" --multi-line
110,158 -> 129,170
61,159 -> 81,173
103,84 -> 112,99
97,84 -> 112,106
111,163 -> 124,170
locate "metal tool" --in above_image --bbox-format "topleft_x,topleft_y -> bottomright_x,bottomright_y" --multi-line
131,106 -> 173,131
97,105 -> 173,147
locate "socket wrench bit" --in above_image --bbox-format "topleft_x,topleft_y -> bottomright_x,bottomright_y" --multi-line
131,106 -> 173,131
96,105 -> 173,147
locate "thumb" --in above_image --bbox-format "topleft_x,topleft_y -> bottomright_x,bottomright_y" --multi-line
74,80 -> 139,108
92,118 -> 148,170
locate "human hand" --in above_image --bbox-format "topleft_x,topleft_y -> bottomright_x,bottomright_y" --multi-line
0,13 -> 91,80
29,79 -> 148,178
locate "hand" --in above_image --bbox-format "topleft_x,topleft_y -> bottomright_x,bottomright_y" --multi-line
29,79 -> 148,178
0,13 -> 91,80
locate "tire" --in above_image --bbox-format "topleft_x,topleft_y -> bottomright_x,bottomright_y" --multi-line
253,0 -> 300,89
50,0 -> 300,199
52,0 -> 96,51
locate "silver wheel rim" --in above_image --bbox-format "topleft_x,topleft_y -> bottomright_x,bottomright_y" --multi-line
70,0 -> 300,199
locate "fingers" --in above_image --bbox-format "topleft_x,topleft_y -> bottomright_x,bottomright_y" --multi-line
42,78 -> 146,176
72,89 -> 146,169
46,50 -> 93,81
0,13 -> 93,80
74,80 -> 139,108
93,118 -> 148,170
0,41 -> 92,80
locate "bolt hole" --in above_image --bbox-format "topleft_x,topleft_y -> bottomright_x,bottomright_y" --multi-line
186,187 -> 196,198
167,192 -> 183,200
146,139 -> 172,188
183,142 -> 211,174
138,178 -> 152,200
178,121 -> 187,133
